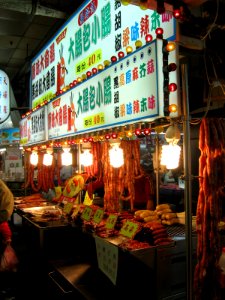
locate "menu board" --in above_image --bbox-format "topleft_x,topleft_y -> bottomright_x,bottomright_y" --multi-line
47,40 -> 168,139
0,70 -> 10,124
0,128 -> 20,145
20,106 -> 47,145
30,0 -> 176,108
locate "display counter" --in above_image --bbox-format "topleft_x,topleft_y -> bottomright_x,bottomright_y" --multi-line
13,197 -> 199,299
15,209 -> 194,299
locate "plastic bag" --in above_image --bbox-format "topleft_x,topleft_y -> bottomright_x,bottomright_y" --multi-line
0,244 -> 19,272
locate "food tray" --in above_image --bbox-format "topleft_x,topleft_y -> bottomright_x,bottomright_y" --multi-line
21,205 -> 60,216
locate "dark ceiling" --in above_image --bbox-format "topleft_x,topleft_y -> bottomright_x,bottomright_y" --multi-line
0,0 -> 224,117
0,0 -> 85,110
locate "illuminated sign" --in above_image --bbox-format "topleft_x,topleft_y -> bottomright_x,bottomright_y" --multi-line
0,128 -> 20,145
47,39 -> 179,139
0,70 -> 10,123
30,0 -> 176,108
19,106 -> 46,145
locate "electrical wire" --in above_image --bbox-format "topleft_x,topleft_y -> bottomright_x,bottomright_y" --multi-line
200,0 -> 219,41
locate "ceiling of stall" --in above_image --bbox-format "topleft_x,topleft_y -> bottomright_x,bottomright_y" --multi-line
0,0 -> 224,116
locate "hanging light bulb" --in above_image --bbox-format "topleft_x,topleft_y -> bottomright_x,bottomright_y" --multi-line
109,141 -> 124,168
80,149 -> 93,167
30,150 -> 38,166
61,146 -> 72,166
160,123 -> 181,169
43,148 -> 53,166
161,144 -> 181,169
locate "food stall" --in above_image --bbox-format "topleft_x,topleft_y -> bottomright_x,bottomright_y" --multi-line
14,1 -> 225,299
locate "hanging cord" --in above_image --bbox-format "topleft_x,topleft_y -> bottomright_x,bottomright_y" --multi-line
200,0 -> 219,41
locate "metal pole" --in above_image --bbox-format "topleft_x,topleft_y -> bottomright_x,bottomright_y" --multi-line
155,134 -> 160,206
181,62 -> 193,299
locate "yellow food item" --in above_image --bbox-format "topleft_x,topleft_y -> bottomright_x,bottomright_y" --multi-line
156,203 -> 171,211
144,215 -> 159,222
140,210 -> 157,219
156,208 -> 173,216
162,218 -> 180,225
134,210 -> 147,217
161,212 -> 177,220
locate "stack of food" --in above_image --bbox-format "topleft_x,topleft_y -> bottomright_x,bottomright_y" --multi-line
156,204 -> 180,225
134,209 -> 160,223
134,204 -> 180,226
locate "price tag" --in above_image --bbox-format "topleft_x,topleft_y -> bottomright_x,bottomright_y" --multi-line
95,236 -> 118,285
63,202 -> 73,214
119,220 -> 140,239
93,208 -> 104,224
83,190 -> 93,205
81,206 -> 93,221
105,214 -> 118,230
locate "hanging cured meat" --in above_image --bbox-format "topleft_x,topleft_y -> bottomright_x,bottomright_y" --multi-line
102,139 -> 144,212
194,118 -> 225,299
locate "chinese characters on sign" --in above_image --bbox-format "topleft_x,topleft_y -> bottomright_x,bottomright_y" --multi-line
47,41 -> 159,139
30,0 -> 175,108
0,70 -> 10,123
20,107 -> 46,145
95,235 -> 118,285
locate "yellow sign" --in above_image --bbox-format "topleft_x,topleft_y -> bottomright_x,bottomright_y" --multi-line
83,191 -> 93,206
75,49 -> 102,75
119,220 -> 141,239
83,112 -> 105,128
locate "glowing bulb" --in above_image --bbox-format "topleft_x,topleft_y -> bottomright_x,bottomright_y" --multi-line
92,68 -> 98,74
126,46 -> 133,54
97,64 -> 104,71
111,56 -> 117,63
43,149 -> 53,166
156,28 -> 164,35
168,83 -> 177,92
118,51 -> 124,59
145,34 -> 153,43
135,40 -> 142,49
80,149 -> 93,167
173,9 -> 181,19
30,151 -> 38,166
86,71 -> 92,77
104,60 -> 110,67
61,147 -> 72,166
169,104 -> 178,113
161,144 -> 181,169
109,144 -> 124,168
166,42 -> 176,52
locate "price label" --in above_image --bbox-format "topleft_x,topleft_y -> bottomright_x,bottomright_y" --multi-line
63,202 -> 73,214
119,220 -> 140,239
81,206 -> 93,221
106,214 -> 118,230
93,208 -> 104,224
95,236 -> 118,285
